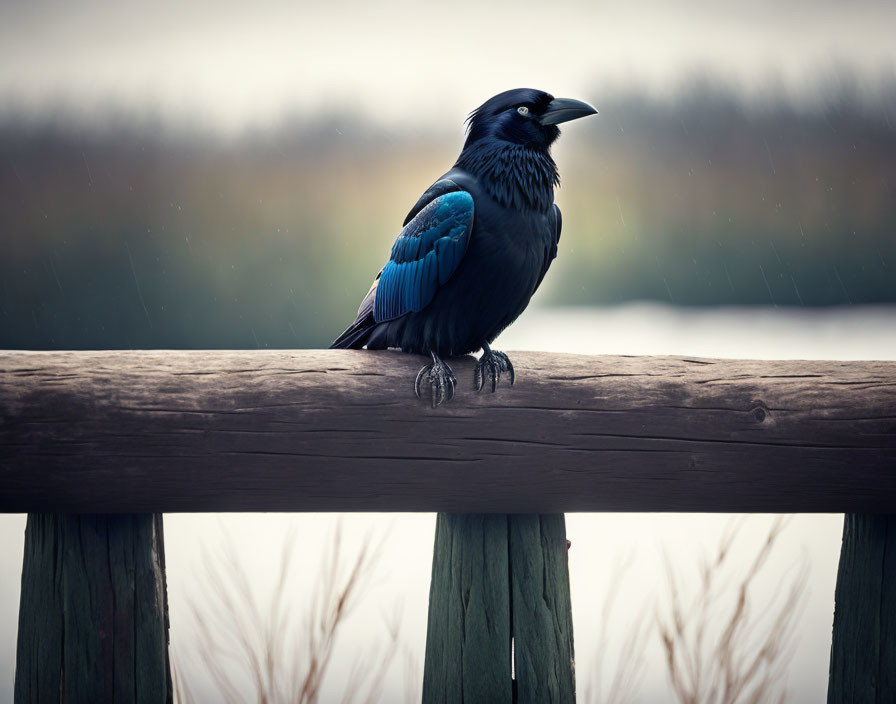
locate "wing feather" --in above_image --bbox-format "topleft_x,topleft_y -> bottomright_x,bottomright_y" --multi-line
373,190 -> 474,323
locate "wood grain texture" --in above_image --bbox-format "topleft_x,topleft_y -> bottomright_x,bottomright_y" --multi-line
422,514 -> 575,703
828,514 -> 896,703
1,349 -> 895,512
422,514 -> 512,704
510,515 -> 575,703
14,513 -> 171,704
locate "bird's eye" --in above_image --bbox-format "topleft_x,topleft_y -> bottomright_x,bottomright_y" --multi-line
517,106 -> 529,116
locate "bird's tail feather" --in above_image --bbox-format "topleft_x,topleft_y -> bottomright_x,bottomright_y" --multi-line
329,276 -> 379,349
329,313 -> 375,349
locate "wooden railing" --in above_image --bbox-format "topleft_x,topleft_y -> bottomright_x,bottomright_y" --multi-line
2,350 -> 895,702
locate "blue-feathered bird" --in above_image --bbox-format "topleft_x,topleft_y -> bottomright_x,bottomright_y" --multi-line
331,88 -> 597,406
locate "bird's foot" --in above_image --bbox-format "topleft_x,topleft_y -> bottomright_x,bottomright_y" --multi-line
415,352 -> 457,408
474,346 -> 515,393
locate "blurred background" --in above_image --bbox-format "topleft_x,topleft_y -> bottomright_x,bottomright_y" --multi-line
1,0 -> 895,701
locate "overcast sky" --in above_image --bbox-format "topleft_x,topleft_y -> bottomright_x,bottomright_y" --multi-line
1,0 -> 895,132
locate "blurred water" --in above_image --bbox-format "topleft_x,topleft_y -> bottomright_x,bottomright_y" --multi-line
500,302 -> 896,360
1,304 -> 894,703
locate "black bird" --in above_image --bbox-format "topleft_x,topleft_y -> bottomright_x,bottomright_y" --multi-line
331,88 -> 597,406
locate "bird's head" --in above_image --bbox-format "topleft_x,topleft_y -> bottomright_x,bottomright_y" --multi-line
463,88 -> 597,151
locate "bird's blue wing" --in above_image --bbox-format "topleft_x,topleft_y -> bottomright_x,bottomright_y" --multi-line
402,178 -> 464,226
373,190 -> 474,323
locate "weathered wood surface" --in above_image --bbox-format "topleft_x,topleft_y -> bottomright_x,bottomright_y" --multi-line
828,514 -> 896,703
510,515 -> 575,703
14,513 -> 171,703
1,349 -> 895,512
423,514 -> 512,703
422,514 -> 574,703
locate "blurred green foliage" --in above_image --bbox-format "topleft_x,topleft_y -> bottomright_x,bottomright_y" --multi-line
1,82 -> 894,350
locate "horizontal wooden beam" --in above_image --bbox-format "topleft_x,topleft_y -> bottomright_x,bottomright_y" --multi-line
1,350 -> 894,512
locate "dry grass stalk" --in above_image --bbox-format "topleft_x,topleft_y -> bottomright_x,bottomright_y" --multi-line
176,521 -> 404,704
584,554 -> 649,704
657,517 -> 809,704
171,658 -> 195,704
178,518 -> 806,703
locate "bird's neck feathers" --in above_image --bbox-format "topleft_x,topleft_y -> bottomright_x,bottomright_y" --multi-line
454,140 -> 559,212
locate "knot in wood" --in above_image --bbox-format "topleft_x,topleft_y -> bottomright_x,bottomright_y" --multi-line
750,401 -> 770,423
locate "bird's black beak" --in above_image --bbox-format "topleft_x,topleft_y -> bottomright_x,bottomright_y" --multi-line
538,98 -> 598,126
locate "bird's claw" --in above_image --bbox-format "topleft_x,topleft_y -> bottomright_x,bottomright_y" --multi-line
415,357 -> 456,408
474,350 -> 514,393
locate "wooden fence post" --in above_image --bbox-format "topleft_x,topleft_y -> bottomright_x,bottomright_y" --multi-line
828,514 -> 896,703
423,513 -> 575,703
510,515 -> 576,703
14,513 -> 172,704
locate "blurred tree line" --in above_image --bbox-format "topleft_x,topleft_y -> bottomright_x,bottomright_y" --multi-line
1,79 -> 894,350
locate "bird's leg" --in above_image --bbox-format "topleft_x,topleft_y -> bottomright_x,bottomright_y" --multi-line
474,342 -> 515,393
414,351 -> 457,408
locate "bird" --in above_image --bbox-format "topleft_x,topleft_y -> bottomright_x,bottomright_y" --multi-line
330,88 -> 597,407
